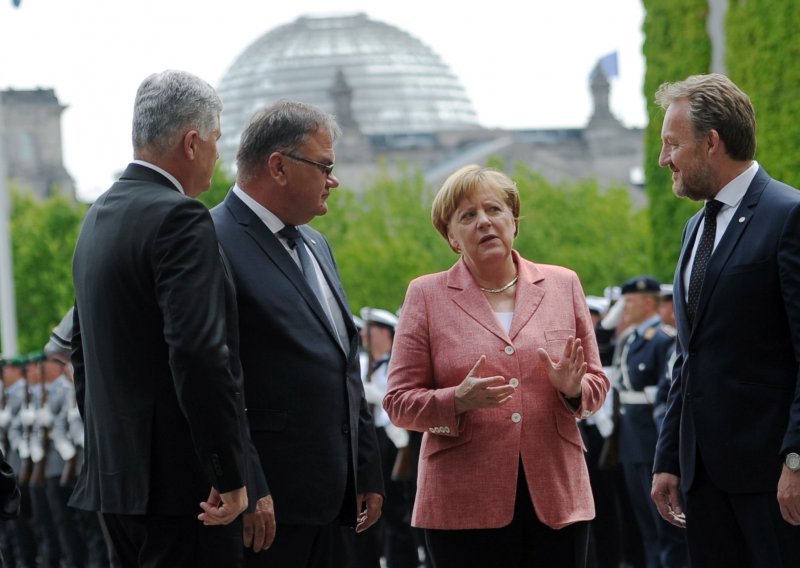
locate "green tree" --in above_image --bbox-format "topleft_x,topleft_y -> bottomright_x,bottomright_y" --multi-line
642,0 -> 710,282
727,1 -> 800,188
510,165 -> 652,295
10,187 -> 87,353
312,162 -> 652,314
312,168 -> 453,313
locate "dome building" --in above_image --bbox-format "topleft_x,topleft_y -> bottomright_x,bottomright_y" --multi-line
217,13 -> 479,167
217,13 -> 644,205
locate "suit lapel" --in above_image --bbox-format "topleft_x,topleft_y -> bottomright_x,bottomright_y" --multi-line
508,256 -> 545,341
692,170 -> 767,330
675,210 -> 703,340
449,251 -> 545,343
299,225 -> 356,351
449,260 -> 509,343
223,192 -> 341,343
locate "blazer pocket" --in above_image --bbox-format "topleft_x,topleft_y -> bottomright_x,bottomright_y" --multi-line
246,409 -> 287,432
554,411 -> 585,451
421,420 -> 473,459
544,329 -> 576,359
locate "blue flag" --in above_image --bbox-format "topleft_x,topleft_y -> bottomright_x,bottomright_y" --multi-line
598,51 -> 619,78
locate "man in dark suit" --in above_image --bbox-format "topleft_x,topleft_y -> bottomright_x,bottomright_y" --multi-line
211,100 -> 384,567
651,74 -> 800,567
71,70 -> 250,567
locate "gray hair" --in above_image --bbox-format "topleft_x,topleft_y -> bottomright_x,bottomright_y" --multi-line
236,99 -> 341,184
655,73 -> 756,161
131,70 -> 222,154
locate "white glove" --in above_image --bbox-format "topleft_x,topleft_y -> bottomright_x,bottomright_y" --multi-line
67,406 -> 82,423
35,407 -> 54,429
19,405 -> 36,427
385,424 -> 410,449
0,408 -> 11,429
362,382 -> 383,406
594,411 -> 615,439
17,439 -> 30,460
30,439 -> 44,463
54,438 -> 76,461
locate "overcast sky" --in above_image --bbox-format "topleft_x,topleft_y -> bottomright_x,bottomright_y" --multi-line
0,0 -> 646,201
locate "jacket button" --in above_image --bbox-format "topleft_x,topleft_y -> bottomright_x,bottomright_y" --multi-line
509,378 -> 519,388
504,345 -> 515,355
341,423 -> 350,434
511,412 -> 522,423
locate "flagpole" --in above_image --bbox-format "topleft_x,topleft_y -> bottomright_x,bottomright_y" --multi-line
0,90 -> 19,357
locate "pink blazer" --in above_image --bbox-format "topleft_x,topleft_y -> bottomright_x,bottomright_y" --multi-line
384,252 -> 609,530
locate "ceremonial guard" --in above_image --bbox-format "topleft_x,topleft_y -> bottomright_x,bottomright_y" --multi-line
4,356 -> 38,567
349,308 -> 419,568
616,276 -> 687,568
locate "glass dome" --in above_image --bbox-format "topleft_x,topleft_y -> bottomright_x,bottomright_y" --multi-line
217,13 -> 479,165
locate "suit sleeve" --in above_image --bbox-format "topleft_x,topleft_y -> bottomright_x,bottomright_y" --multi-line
322,237 -> 383,496
153,200 -> 246,493
384,279 -> 462,437
779,202 -> 800,455
654,223 -> 691,476
0,448 -> 19,520
71,302 -> 85,419
564,272 -> 610,417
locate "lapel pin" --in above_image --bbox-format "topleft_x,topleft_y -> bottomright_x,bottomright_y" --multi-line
738,216 -> 745,223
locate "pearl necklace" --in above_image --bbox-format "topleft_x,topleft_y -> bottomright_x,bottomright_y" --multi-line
479,275 -> 518,294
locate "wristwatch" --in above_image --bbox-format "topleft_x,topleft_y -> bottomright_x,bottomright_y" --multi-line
786,452 -> 800,472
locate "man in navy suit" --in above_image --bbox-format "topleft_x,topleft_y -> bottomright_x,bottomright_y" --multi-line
211,100 -> 384,567
651,74 -> 800,567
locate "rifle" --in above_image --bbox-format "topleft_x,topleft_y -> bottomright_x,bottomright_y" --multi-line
29,374 -> 48,487
17,378 -> 33,486
0,384 -> 9,456
59,385 -> 79,487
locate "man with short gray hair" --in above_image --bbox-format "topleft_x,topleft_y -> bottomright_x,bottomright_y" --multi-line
71,70 -> 250,567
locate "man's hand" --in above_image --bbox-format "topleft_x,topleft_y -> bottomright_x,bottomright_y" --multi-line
777,466 -> 800,525
355,492 -> 383,533
197,486 -> 248,525
651,472 -> 686,528
243,495 -> 276,551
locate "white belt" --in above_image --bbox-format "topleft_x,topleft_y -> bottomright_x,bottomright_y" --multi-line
619,390 -> 651,405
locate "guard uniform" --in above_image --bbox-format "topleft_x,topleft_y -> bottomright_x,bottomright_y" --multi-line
617,277 -> 687,568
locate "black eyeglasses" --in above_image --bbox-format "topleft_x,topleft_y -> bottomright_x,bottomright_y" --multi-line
281,152 -> 335,176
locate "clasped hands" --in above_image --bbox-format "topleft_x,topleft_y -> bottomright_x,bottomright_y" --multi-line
198,488 -> 277,551
454,337 -> 586,415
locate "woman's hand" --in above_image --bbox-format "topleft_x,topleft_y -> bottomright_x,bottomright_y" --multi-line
454,356 -> 515,415
536,336 -> 586,398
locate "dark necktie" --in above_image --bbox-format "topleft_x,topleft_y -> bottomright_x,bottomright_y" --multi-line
687,199 -> 723,325
278,225 -> 326,307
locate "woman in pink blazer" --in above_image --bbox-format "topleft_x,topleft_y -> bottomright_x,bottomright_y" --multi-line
384,165 -> 609,567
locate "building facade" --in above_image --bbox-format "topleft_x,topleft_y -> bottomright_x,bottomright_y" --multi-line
0,88 -> 74,199
217,13 -> 644,204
